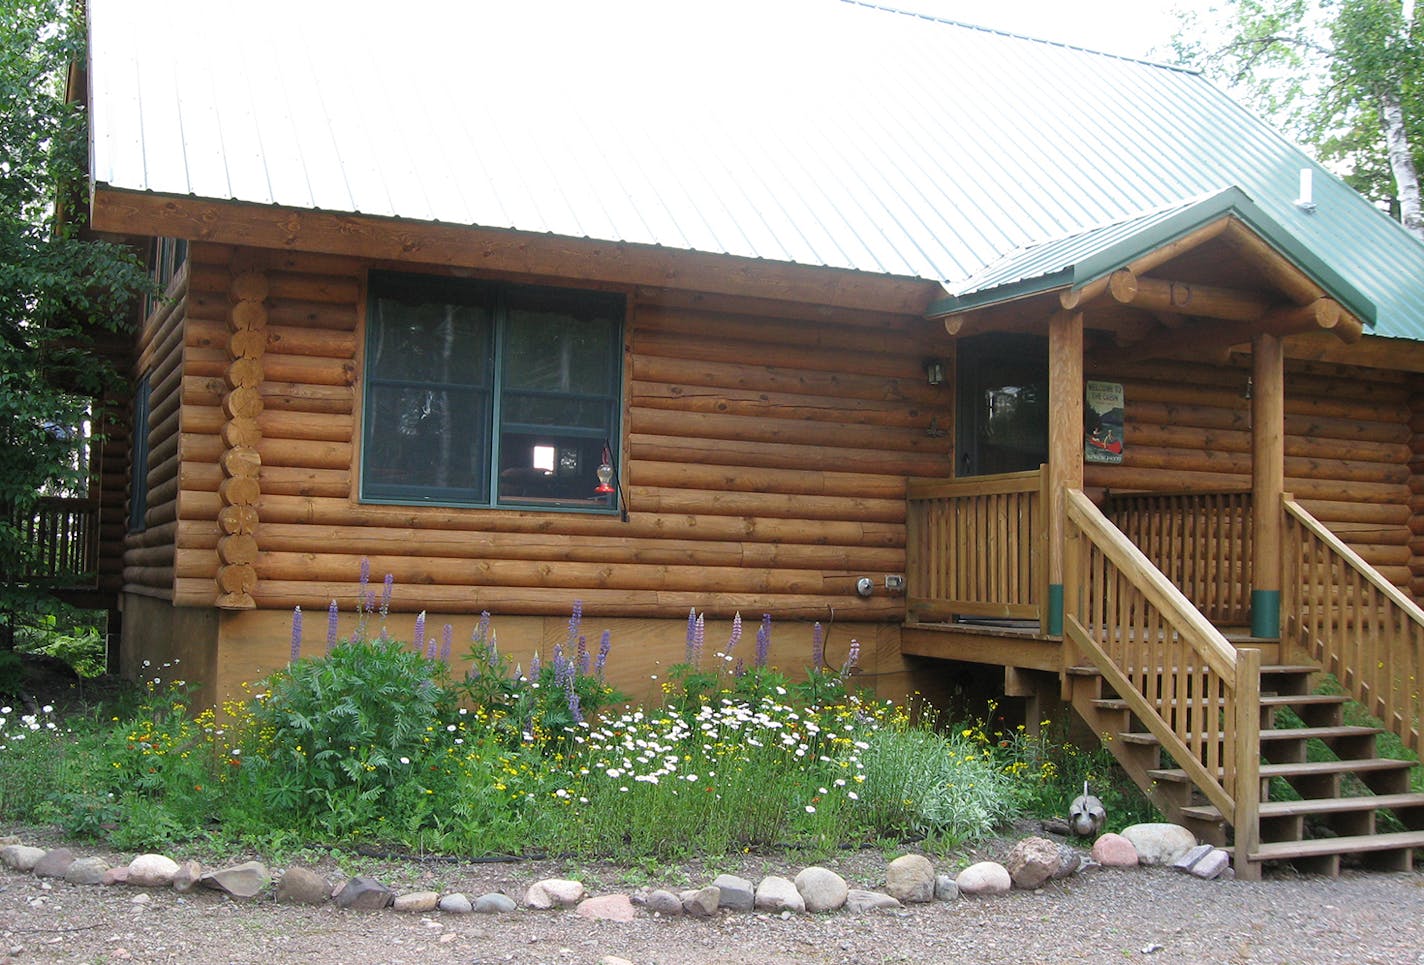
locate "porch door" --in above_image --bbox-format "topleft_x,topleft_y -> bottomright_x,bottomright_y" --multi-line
956,334 -> 1048,477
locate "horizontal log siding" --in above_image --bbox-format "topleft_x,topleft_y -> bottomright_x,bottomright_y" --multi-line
121,262 -> 190,600
171,249 -> 954,618
1409,380 -> 1424,600
1085,357 -> 1415,592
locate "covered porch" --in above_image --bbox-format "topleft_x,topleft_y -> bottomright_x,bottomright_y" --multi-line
899,189 -> 1424,877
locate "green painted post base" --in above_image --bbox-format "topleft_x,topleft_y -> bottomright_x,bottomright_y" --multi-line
1250,589 -> 1281,639
1047,584 -> 1063,636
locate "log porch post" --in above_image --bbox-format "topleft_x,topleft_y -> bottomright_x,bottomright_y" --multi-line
1046,310 -> 1084,635
1251,332 -> 1284,638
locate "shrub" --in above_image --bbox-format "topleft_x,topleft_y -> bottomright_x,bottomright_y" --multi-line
0,702 -> 66,818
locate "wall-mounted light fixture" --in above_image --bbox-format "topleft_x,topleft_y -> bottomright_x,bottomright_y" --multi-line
924,358 -> 946,386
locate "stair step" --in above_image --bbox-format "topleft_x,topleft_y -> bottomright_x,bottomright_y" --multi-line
1181,791 -> 1424,823
1067,664 -> 1316,677
1092,693 -> 1346,713
1118,725 -> 1382,746
1149,757 -> 1417,784
1250,830 -> 1424,863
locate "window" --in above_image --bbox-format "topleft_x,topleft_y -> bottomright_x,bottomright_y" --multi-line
361,272 -> 623,511
128,376 -> 152,532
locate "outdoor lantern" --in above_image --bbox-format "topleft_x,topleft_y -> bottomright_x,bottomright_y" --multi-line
924,358 -> 946,385
595,460 -> 615,494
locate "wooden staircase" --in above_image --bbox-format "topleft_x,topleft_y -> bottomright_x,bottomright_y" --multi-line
1068,660 -> 1424,876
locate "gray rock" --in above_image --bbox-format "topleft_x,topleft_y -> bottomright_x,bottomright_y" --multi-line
885,853 -> 936,903
680,886 -> 720,918
711,873 -> 755,912
845,889 -> 903,914
1190,849 -> 1232,880
1121,823 -> 1197,866
31,848 -> 76,879
102,866 -> 130,886
172,859 -> 203,894
794,866 -> 849,912
1006,836 -> 1061,890
128,854 -> 180,888
1,845 -> 45,872
200,860 -> 269,898
1053,844 -> 1084,879
438,893 -> 473,913
473,892 -> 518,914
754,875 -> 805,913
277,866 -> 330,905
1172,843 -> 1217,872
63,856 -> 110,886
577,894 -> 635,921
646,889 -> 684,916
525,878 -> 584,909
393,891 -> 440,913
935,873 -> 960,901
0,834 -> 19,845
956,861 -> 1012,896
334,875 -> 393,910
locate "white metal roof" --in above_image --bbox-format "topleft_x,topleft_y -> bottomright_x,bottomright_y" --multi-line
87,0 -> 1424,339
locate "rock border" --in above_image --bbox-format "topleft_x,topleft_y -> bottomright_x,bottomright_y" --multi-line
0,824 -> 1235,923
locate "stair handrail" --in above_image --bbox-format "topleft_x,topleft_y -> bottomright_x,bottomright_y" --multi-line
1282,497 -> 1423,757
1064,489 -> 1260,869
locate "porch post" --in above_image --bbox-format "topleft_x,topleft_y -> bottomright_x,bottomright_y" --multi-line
1251,333 -> 1284,638
1046,310 -> 1084,635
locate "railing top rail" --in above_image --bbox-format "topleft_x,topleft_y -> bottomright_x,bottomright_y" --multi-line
26,495 -> 100,510
1103,487 -> 1253,502
1066,488 -> 1239,678
1284,497 -> 1424,626
908,467 -> 1045,500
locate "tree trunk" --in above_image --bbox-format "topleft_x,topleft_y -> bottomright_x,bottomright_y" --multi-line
1380,88 -> 1424,242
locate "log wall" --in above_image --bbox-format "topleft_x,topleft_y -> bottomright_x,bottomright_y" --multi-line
1408,378 -> 1424,599
121,263 -> 190,600
1085,356 -> 1415,592
166,246 -> 957,621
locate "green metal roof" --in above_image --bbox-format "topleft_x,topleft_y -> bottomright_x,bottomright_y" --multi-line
929,187 -> 1378,326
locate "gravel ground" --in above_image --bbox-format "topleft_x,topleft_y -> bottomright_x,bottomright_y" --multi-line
4,833 -> 1424,965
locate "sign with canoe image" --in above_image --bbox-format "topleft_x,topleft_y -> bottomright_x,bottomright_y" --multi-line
1085,380 -> 1124,465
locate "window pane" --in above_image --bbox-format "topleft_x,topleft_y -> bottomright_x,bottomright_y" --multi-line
498,431 -> 614,508
503,288 -> 619,393
369,295 -> 493,385
501,391 -> 612,430
364,385 -> 488,501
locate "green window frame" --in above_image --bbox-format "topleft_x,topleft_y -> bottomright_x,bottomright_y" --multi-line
360,271 -> 624,512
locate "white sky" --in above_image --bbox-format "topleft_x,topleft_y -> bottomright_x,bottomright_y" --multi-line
899,0 -> 1193,60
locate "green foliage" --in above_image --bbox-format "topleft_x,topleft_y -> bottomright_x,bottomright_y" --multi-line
15,610 -> 106,677
1175,0 -> 1422,209
0,701 -> 66,817
0,1 -> 155,640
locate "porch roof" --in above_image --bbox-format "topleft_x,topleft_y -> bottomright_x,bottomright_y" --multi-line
928,187 -> 1377,327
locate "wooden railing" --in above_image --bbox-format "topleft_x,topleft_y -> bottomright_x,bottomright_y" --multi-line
12,496 -> 100,585
1064,489 -> 1260,870
1104,489 -> 1253,626
906,467 -> 1047,622
1283,498 -> 1423,758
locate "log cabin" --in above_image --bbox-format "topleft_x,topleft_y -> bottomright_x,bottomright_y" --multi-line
53,0 -> 1424,875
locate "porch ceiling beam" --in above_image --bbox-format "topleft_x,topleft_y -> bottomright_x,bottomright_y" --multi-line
1218,220 -> 1327,307
1256,298 -> 1364,343
1091,317 -> 1249,367
1108,268 -> 1273,323
1059,215 -> 1234,311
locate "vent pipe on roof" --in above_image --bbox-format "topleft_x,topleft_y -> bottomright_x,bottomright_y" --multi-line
1296,168 -> 1317,213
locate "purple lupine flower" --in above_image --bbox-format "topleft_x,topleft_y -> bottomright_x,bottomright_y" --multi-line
289,607 -> 303,665
379,573 -> 394,619
439,623 -> 452,663
326,599 -> 340,653
413,611 -> 426,655
839,639 -> 861,679
529,653 -> 541,681
595,629 -> 611,679
358,557 -> 371,600
567,600 -> 584,651
577,635 -> 590,676
565,672 -> 583,724
692,614 -> 705,668
726,612 -> 743,661
476,611 -> 491,645
734,658 -> 746,678
684,607 -> 698,665
811,622 -> 824,671
552,644 -> 571,687
755,614 -> 771,668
